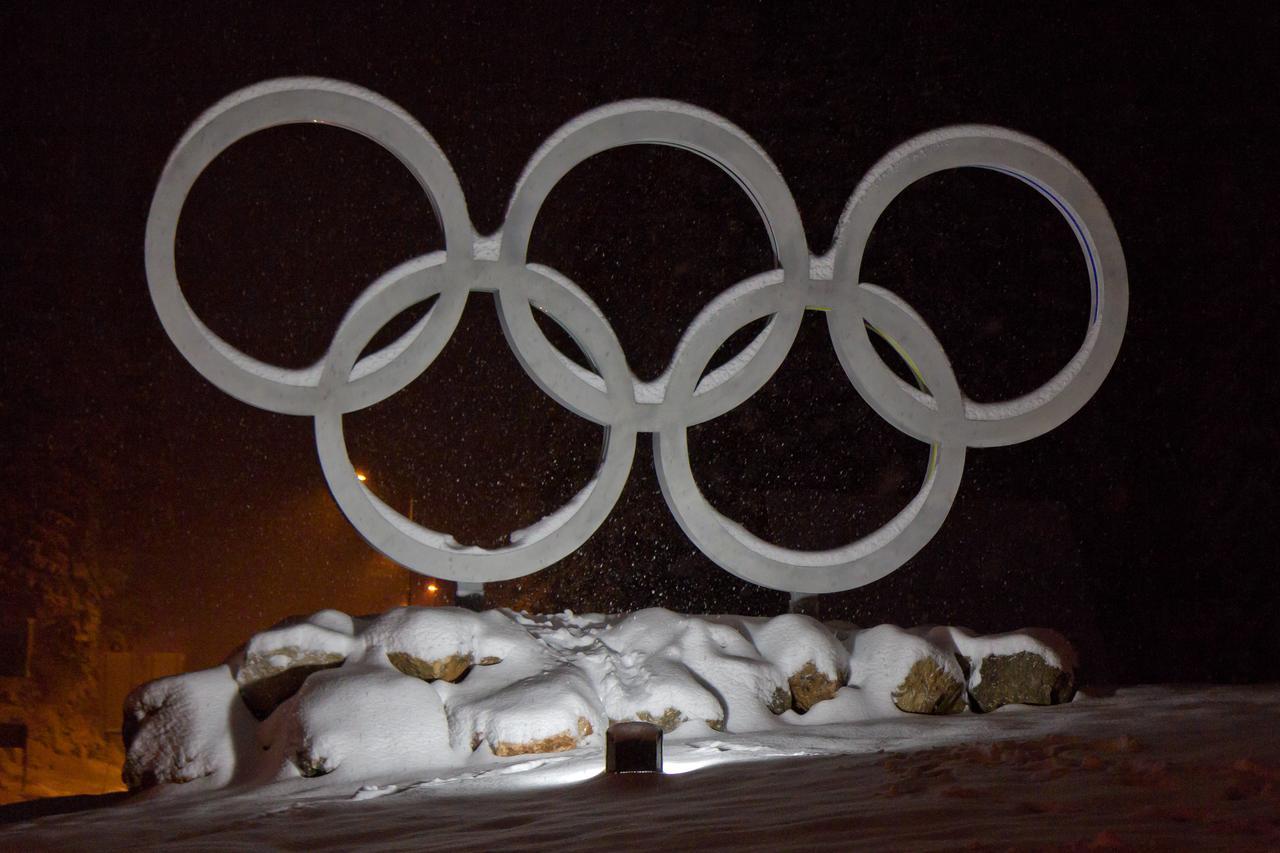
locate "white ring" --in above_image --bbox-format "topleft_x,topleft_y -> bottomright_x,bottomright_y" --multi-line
498,100 -> 809,427
144,78 -> 474,416
314,263 -> 636,582
830,125 -> 1129,447
655,283 -> 966,593
146,81 -> 1128,590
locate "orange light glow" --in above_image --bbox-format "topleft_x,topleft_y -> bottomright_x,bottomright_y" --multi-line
426,583 -> 439,593
356,471 -> 367,482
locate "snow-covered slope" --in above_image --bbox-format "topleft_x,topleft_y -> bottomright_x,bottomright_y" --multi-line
4,685 -> 1278,851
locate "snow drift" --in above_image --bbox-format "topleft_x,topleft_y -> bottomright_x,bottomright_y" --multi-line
121,607 -> 1076,792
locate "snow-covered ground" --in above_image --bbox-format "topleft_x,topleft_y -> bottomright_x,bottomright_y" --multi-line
2,684 -> 1278,851
1,608 -> 1277,850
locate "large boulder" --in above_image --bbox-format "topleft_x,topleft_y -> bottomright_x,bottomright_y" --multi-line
233,609 -> 360,720
968,650 -> 1076,712
924,626 -> 1077,712
849,625 -> 966,716
362,607 -> 542,685
451,663 -> 605,757
260,649 -> 458,780
599,609 -> 790,732
731,614 -> 849,712
122,665 -> 255,790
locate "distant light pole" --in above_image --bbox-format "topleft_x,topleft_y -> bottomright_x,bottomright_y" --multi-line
354,471 -> 438,608
359,471 -> 410,606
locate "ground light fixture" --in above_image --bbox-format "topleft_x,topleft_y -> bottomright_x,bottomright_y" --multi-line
605,721 -> 663,774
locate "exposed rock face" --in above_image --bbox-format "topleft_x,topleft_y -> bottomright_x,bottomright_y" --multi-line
230,610 -> 361,720
620,707 -> 730,733
789,661 -> 841,712
968,651 -> 1076,713
293,750 -> 332,778
634,707 -> 685,733
491,717 -> 594,757
236,648 -> 346,720
920,626 -> 1077,714
892,657 -> 967,715
385,651 -> 472,683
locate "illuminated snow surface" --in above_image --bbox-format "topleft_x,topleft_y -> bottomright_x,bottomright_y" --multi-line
1,611 -> 1278,851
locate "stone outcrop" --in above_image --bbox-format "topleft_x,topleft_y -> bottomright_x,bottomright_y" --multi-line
631,707 -> 687,733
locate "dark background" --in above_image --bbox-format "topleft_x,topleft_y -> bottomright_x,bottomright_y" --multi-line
3,3 -> 1277,684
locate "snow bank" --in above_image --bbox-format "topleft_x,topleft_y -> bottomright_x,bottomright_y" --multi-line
21,685 -> 1280,853
122,607 -> 1077,793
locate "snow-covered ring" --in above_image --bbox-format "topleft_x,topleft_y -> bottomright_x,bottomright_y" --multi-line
144,78 -> 1127,592
122,606 -> 1077,792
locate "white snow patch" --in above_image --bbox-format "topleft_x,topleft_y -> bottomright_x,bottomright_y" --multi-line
243,615 -> 361,662
508,477 -> 597,546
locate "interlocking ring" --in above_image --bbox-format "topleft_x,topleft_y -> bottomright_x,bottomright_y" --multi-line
145,78 -> 1128,593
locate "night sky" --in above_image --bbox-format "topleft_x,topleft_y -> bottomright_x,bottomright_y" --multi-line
3,4 -> 1277,683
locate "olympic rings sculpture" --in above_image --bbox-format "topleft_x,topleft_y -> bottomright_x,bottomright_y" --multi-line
145,78 -> 1127,594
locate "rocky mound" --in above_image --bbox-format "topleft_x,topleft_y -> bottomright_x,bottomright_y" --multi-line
122,608 -> 1075,791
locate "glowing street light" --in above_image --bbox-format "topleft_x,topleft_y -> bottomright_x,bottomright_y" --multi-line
356,470 -> 368,482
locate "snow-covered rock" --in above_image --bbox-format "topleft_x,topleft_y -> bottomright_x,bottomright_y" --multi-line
122,664 -> 255,790
450,663 -> 604,756
234,610 -> 361,719
730,614 -> 849,712
259,648 -> 458,781
850,625 -> 967,715
598,609 -> 790,732
363,606 -> 541,683
924,626 -> 1077,712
